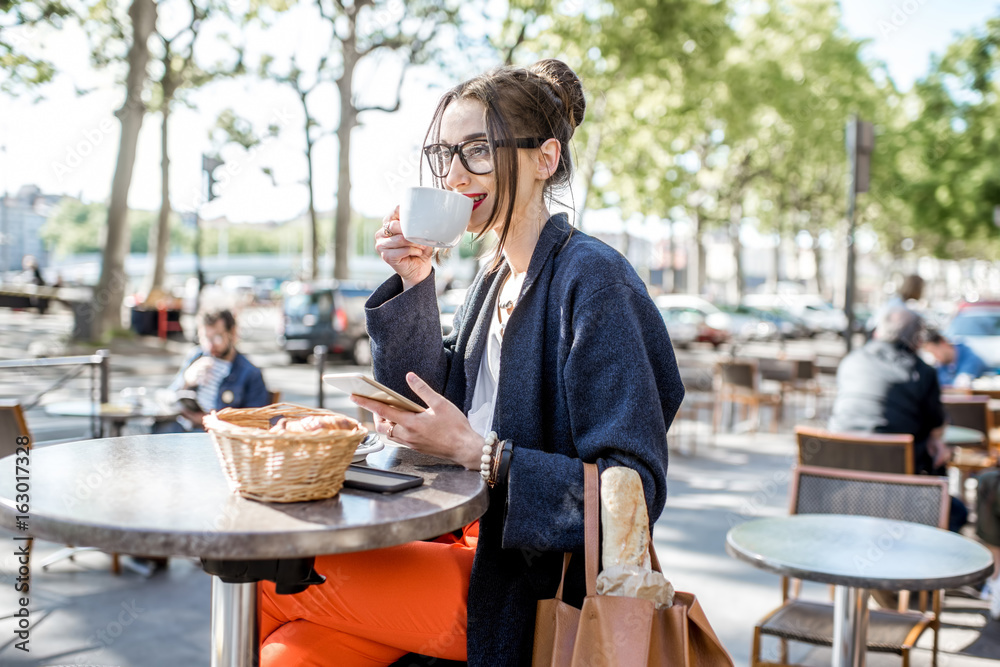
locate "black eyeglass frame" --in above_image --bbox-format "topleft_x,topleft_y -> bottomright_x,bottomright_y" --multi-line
422,137 -> 548,178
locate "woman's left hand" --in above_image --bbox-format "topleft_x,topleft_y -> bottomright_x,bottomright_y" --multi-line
350,372 -> 485,470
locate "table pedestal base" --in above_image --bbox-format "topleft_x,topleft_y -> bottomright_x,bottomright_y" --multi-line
211,578 -> 259,667
833,585 -> 870,667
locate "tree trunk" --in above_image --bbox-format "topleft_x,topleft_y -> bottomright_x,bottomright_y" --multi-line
93,0 -> 156,340
664,219 -> 674,293
333,38 -> 358,281
149,83 -> 172,297
730,202 -> 744,302
693,208 -> 706,295
813,241 -> 825,297
768,231 -> 780,292
306,129 -> 318,280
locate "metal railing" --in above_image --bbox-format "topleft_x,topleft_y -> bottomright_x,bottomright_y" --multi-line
0,350 -> 111,437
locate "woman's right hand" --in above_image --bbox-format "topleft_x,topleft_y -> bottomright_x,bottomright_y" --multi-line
376,206 -> 433,290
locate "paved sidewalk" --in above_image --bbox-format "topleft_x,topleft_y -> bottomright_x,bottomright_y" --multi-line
0,430 -> 998,666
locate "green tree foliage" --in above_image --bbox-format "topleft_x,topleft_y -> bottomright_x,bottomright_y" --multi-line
41,199 -> 195,257
0,0 -> 71,91
887,15 -> 1000,259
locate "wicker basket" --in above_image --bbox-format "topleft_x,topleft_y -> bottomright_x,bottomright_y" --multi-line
203,403 -> 367,503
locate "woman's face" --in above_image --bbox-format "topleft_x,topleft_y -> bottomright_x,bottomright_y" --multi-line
437,99 -> 502,235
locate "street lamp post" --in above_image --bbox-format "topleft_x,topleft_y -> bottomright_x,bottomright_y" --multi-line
844,116 -> 874,353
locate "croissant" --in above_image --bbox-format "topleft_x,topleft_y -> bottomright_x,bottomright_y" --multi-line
269,414 -> 357,433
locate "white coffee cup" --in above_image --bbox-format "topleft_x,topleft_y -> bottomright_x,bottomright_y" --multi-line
398,186 -> 474,248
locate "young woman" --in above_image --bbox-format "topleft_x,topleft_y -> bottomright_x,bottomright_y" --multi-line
259,58 -> 684,666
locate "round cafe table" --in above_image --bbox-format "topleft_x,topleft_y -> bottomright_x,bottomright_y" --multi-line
727,514 -> 993,667
945,424 -> 986,446
0,433 -> 488,667
43,399 -> 180,437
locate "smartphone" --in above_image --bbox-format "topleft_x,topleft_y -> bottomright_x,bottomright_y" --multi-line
322,373 -> 425,413
343,465 -> 423,493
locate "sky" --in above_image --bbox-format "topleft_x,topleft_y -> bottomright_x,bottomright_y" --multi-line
0,0 -> 998,225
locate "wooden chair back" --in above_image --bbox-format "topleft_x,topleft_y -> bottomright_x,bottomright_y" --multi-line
757,358 -> 795,383
972,388 -> 1000,400
795,425 -> 914,475
0,399 -> 30,459
942,394 -> 992,438
718,360 -> 758,392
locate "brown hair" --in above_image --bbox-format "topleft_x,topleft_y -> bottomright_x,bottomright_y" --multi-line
200,308 -> 236,332
423,59 -> 586,270
898,274 -> 924,301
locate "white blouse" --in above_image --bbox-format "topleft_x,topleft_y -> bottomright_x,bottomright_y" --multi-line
467,295 -> 503,438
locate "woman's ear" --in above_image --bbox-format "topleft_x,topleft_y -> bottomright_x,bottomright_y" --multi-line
535,138 -> 561,181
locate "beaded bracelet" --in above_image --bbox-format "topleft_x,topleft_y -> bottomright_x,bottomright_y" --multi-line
479,431 -> 499,482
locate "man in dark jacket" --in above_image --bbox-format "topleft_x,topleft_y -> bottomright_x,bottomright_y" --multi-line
829,306 -> 966,530
155,308 -> 270,433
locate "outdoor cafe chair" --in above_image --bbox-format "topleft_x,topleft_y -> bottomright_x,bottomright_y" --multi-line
794,426 -> 915,475
759,357 -> 824,423
0,399 -> 121,574
750,465 -> 948,667
941,394 -> 995,498
714,359 -> 782,434
941,394 -> 992,446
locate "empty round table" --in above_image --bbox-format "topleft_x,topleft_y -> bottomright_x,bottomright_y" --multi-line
727,514 -> 993,667
0,433 -> 488,667
945,424 -> 986,446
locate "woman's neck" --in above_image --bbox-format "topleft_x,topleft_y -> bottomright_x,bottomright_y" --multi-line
501,201 -> 550,276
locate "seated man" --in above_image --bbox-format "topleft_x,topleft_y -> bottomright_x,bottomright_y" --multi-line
155,308 -> 270,433
829,306 -> 967,531
923,329 -> 990,388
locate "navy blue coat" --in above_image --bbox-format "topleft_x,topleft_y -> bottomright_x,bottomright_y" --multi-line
365,214 -> 684,665
170,348 -> 270,412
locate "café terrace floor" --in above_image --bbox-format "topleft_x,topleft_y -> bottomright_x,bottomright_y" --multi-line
2,430 -> 1000,666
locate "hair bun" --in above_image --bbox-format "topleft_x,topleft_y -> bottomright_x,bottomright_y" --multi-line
529,59 -> 586,130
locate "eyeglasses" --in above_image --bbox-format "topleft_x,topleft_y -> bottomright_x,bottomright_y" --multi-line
422,137 -> 547,178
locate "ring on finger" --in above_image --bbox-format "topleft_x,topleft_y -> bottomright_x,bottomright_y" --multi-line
387,422 -> 396,439
382,220 -> 394,238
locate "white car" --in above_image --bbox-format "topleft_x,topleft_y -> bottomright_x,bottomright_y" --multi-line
945,303 -> 1000,369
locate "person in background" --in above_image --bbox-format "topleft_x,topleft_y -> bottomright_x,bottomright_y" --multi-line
154,308 -> 270,433
22,255 -> 48,314
975,469 -> 1000,619
829,306 -> 967,531
923,329 -> 990,388
866,273 -> 924,337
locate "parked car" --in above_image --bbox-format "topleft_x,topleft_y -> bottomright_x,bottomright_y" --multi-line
657,307 -> 699,349
278,280 -> 375,365
653,295 -> 731,347
744,293 -> 847,337
716,304 -> 779,341
945,301 -> 1000,368
751,305 -> 811,339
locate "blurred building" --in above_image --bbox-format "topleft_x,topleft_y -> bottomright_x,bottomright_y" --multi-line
0,184 -> 63,274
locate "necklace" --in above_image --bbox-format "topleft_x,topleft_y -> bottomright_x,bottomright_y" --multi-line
497,269 -> 525,337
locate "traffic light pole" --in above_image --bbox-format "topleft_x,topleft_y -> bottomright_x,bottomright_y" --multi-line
197,155 -> 223,313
